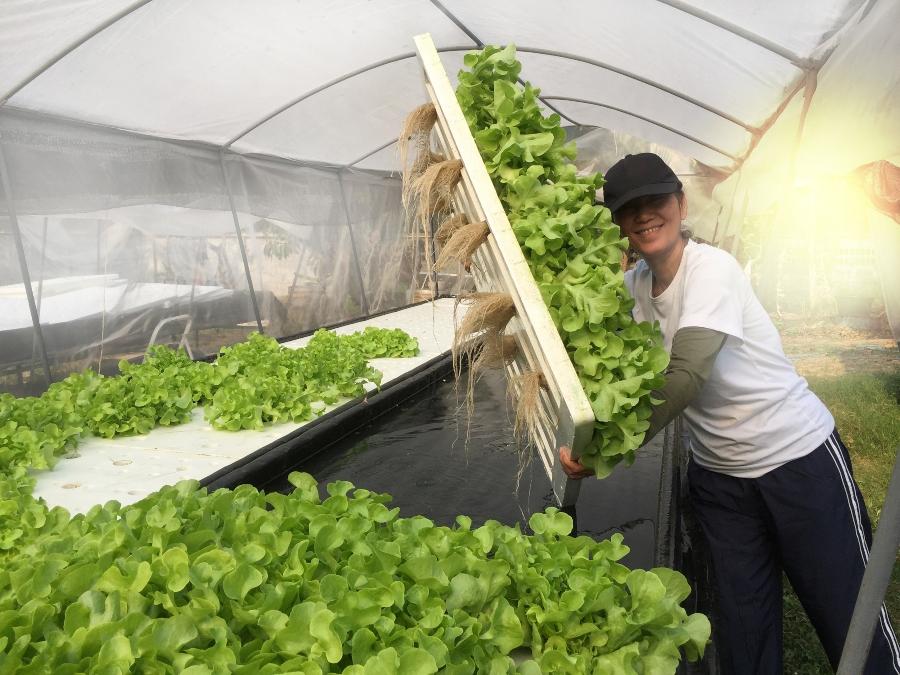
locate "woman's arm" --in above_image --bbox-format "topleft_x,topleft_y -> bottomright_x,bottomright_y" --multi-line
644,326 -> 727,441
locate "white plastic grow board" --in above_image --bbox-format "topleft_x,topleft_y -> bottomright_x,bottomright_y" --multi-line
32,299 -> 457,514
414,34 -> 593,507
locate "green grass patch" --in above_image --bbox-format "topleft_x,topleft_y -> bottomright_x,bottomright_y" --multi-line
806,372 -> 899,526
783,371 -> 899,673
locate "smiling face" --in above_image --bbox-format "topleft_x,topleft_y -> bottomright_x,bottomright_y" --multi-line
614,192 -> 688,262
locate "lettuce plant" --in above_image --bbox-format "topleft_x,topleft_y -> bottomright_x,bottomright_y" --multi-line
0,327 -> 421,557
0,328 -> 419,480
0,473 -> 708,673
456,46 -> 669,477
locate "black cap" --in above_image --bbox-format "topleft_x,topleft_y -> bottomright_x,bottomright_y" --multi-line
602,153 -> 682,213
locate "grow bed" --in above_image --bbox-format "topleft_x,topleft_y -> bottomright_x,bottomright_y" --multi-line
31,299 -> 457,514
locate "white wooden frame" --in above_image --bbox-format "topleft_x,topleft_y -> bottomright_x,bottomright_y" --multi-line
414,34 -> 594,506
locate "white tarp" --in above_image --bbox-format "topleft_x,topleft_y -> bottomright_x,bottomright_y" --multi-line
712,0 -> 899,222
0,0 -> 872,172
794,0 -> 900,177
3,0 -> 473,167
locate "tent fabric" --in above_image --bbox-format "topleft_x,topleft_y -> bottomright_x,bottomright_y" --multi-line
669,0 -> 866,59
4,0 -> 474,157
0,0 -> 147,101
444,0 -> 801,127
512,50 -> 751,168
233,53 -> 469,170
706,0 -> 899,338
547,98 -> 735,170
793,0 -> 900,178
0,108 -> 229,216
710,89 -> 807,237
0,109 -> 417,389
0,0 -> 871,172
711,0 -> 899,222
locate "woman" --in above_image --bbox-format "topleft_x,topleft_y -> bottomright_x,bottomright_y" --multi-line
559,153 -> 899,674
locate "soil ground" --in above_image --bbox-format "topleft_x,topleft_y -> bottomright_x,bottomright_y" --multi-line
776,314 -> 898,378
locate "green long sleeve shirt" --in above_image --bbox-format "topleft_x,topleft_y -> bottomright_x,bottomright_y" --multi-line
644,326 -> 727,442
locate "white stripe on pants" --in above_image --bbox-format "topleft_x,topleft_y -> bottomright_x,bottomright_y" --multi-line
823,431 -> 900,672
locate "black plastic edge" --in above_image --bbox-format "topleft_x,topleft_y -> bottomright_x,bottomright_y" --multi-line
199,351 -> 455,492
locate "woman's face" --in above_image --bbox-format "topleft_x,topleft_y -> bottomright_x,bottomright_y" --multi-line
614,193 -> 688,261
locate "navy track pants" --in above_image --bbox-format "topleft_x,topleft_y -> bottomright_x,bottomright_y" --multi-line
688,429 -> 900,674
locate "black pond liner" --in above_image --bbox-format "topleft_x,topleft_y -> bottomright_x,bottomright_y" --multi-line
200,352 -> 720,672
270,368 -> 665,568
206,354 -> 664,569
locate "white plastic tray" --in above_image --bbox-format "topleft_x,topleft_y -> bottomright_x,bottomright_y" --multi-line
414,34 -> 593,506
32,299 -> 457,514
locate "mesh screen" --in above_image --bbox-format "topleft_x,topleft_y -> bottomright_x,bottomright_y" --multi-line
0,214 -> 51,395
226,156 -> 370,337
0,110 -> 420,394
339,170 -> 425,312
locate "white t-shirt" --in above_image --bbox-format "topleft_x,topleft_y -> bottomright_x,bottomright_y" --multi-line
624,240 -> 834,478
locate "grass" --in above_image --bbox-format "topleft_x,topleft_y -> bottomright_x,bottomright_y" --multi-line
782,371 -> 899,674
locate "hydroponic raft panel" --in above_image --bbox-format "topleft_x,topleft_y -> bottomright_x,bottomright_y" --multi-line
32,300 -> 457,514
414,34 -> 594,507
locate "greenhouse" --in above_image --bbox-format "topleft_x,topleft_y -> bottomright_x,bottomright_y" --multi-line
1,1 -> 898,673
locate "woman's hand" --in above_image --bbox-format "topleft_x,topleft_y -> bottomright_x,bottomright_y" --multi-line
558,446 -> 593,480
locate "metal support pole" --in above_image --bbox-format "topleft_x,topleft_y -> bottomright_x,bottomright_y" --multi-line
95,221 -> 102,274
337,172 -> 371,316
837,450 -> 900,674
33,216 -> 48,369
654,423 -> 678,569
0,141 -> 52,384
218,151 -> 264,334
36,216 -> 48,314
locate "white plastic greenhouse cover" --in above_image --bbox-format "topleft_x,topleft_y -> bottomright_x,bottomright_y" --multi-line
1,0 -> 892,392
0,0 -> 875,171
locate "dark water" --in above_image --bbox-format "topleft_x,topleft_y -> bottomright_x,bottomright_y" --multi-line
273,370 -> 662,569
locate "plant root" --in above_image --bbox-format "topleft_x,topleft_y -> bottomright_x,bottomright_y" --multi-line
399,103 -> 437,167
425,150 -> 446,169
412,159 -> 464,228
463,332 -> 519,416
510,370 -> 551,488
399,103 -> 438,209
434,220 -> 490,271
434,213 -> 469,248
452,292 -> 516,370
473,333 -> 518,373
452,292 -> 516,420
410,151 -> 446,195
